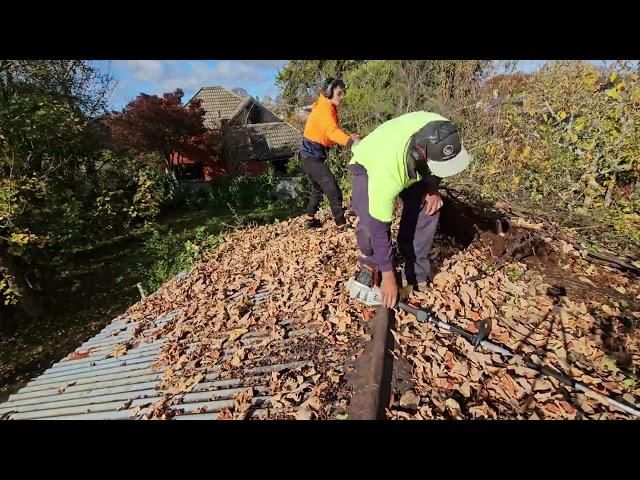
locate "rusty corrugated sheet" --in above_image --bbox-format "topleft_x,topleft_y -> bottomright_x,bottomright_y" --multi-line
0,287 -> 321,420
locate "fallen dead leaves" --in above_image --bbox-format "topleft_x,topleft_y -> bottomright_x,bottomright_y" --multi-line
106,342 -> 130,359
389,232 -> 640,420
65,348 -> 95,361
57,381 -> 76,394
124,212 -> 369,419
120,205 -> 638,420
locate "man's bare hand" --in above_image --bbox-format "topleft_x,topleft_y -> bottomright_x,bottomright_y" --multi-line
380,271 -> 398,309
424,192 -> 443,216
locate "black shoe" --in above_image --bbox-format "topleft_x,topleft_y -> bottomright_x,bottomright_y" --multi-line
306,218 -> 322,229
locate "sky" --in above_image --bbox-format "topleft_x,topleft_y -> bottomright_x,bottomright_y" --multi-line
93,60 -> 617,111
92,60 -> 286,111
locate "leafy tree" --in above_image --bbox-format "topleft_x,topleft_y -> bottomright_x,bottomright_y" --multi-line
275,60 -> 363,110
103,89 -> 207,170
231,87 -> 250,98
0,60 -> 115,319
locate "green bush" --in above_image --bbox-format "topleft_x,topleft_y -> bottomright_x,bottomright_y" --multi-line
141,225 -> 223,292
206,165 -> 297,210
279,59 -> 639,252
452,61 -> 640,251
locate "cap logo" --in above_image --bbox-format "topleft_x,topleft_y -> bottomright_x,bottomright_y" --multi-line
443,144 -> 455,156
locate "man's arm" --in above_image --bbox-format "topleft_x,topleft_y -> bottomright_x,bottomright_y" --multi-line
421,173 -> 442,193
368,217 -> 394,272
322,105 -> 355,147
367,206 -> 397,309
422,174 -> 444,215
366,193 -> 397,272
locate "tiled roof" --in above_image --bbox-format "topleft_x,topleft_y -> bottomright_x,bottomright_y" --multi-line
189,87 -> 244,129
224,122 -> 302,162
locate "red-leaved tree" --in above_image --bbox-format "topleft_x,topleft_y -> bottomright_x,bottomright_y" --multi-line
104,89 -> 207,169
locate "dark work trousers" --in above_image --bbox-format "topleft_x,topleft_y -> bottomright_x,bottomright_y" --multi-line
350,164 -> 440,284
300,155 -> 345,222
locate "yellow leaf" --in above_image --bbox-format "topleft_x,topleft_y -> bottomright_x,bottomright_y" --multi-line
606,87 -> 619,99
294,407 -> 314,420
613,285 -> 626,294
578,276 -> 596,286
227,328 -> 248,342
445,398 -> 462,417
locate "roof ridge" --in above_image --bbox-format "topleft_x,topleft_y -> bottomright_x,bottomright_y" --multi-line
201,85 -> 245,101
230,121 -> 298,128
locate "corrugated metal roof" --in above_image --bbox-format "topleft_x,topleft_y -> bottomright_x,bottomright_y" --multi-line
0,287 -> 321,420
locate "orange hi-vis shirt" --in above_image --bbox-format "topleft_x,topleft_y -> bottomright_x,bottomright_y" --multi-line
302,95 -> 350,150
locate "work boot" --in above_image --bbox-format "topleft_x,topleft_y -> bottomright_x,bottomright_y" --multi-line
399,269 -> 410,288
399,269 -> 431,294
334,217 -> 352,230
306,217 -> 322,229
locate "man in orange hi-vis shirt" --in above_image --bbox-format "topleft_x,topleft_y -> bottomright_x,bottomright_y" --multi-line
299,77 -> 360,229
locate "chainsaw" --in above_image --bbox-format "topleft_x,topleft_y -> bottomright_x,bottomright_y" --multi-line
346,265 -> 640,417
346,265 -> 491,348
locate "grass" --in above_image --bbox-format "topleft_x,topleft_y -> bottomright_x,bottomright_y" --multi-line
506,267 -> 524,281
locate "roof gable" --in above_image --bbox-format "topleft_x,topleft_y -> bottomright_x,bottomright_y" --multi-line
188,86 -> 284,129
187,86 -> 244,128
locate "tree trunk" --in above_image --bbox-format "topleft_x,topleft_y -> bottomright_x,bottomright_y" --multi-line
604,175 -> 616,207
0,243 -> 43,320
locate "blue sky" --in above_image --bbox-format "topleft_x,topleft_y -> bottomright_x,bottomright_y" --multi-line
93,60 -> 618,111
92,60 -> 286,110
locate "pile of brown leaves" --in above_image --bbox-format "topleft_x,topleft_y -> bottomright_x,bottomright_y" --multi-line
124,205 -> 639,420
388,238 -> 640,420
125,212 -> 371,419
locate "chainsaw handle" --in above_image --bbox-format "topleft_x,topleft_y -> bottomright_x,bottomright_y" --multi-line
396,302 -> 478,344
396,301 -> 419,315
396,302 -> 430,323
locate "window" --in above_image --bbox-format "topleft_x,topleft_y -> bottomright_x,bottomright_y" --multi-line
247,103 -> 261,124
249,135 -> 270,157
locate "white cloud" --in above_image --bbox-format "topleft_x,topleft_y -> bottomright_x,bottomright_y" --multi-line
153,61 -> 273,95
107,60 -> 288,109
245,60 -> 287,69
116,60 -> 166,81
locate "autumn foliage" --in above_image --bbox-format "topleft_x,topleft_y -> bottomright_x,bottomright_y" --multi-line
104,89 -> 207,165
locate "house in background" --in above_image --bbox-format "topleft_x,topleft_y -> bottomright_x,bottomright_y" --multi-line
171,86 -> 302,180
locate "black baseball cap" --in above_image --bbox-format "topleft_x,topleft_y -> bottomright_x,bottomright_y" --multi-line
411,120 -> 471,177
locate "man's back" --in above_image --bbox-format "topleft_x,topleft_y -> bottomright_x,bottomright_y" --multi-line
350,111 -> 447,222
